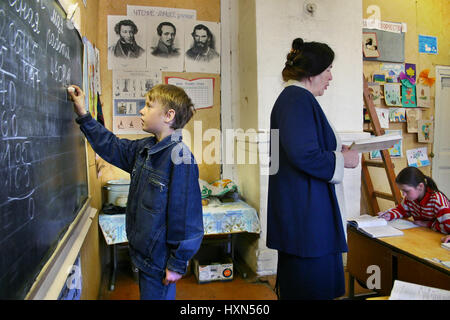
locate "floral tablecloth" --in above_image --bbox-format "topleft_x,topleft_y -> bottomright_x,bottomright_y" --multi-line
99,199 -> 261,244
202,199 -> 261,235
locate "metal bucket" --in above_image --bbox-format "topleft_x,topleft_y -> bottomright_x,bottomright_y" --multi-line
105,179 -> 130,207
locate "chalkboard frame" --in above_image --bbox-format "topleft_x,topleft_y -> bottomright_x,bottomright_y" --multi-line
0,0 -> 90,299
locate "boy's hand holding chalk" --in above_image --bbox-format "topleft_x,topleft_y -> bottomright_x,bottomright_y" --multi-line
67,85 -> 87,117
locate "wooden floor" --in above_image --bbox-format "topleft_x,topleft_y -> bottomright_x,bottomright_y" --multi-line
98,260 -> 375,300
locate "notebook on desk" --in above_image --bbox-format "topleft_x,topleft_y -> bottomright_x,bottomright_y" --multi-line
347,214 -> 404,238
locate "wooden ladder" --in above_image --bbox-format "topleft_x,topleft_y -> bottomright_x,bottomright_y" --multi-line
361,76 -> 402,214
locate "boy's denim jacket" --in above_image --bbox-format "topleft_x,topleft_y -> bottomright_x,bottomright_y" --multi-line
76,113 -> 204,275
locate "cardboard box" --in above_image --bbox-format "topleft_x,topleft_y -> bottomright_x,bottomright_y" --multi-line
193,257 -> 233,283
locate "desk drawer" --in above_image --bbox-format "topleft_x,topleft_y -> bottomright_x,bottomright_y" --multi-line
397,254 -> 450,291
347,228 -> 393,295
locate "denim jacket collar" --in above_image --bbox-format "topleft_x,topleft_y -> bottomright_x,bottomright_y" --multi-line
141,130 -> 183,155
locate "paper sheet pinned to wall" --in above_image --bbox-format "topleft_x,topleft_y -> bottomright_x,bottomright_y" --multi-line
166,77 -> 214,109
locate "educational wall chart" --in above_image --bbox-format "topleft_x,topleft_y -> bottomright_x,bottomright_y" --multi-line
166,77 -> 214,109
112,70 -> 161,134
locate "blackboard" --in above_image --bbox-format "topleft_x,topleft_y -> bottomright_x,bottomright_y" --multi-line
0,0 -> 87,299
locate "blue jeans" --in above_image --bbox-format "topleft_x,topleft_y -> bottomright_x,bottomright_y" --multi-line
138,269 -> 176,300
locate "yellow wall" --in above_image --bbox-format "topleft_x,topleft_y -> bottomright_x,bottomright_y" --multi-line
74,0 -> 103,300
362,0 -> 450,213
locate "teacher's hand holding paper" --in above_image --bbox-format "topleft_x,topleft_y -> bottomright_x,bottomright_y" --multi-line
342,145 -> 359,168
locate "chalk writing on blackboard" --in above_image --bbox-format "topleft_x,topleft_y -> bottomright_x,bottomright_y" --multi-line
0,0 -> 87,299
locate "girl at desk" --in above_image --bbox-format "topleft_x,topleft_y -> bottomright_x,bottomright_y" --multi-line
378,167 -> 450,235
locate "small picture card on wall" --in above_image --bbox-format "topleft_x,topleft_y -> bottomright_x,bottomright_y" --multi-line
373,74 -> 386,83
418,35 -> 438,54
381,63 -> 404,83
401,79 -> 416,107
363,32 -> 380,58
375,107 -> 389,128
404,63 -> 416,82
416,84 -> 431,108
406,109 -> 422,133
384,83 -> 402,106
417,119 -> 434,143
389,107 -> 406,122
368,82 -> 382,105
406,147 -> 430,168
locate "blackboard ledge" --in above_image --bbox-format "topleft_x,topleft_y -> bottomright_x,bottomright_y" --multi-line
25,199 -> 97,300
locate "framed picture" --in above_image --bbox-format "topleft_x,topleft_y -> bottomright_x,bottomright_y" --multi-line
363,32 -> 380,58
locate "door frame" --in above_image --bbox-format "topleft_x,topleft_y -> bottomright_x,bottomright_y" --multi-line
432,65 -> 450,182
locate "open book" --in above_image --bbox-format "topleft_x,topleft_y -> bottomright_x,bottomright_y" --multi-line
389,280 -> 450,300
349,133 -> 402,153
347,214 -> 404,238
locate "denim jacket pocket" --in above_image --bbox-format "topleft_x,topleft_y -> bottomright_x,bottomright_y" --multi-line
141,175 -> 168,213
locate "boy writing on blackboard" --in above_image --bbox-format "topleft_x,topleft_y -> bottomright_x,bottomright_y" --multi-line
68,84 -> 203,300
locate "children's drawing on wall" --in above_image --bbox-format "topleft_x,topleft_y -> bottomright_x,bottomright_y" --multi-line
373,74 -> 386,83
406,147 -> 430,168
418,35 -> 438,55
375,107 -> 389,128
380,63 -> 404,83
370,130 -> 403,159
389,107 -> 406,122
368,83 -> 382,105
406,109 -> 422,133
363,32 -> 380,58
416,84 -> 431,108
108,16 -> 147,70
185,21 -> 221,73
147,19 -> 184,72
417,119 -> 434,143
384,83 -> 402,106
404,63 -> 416,83
401,80 -> 416,107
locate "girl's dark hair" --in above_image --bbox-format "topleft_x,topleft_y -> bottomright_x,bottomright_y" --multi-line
396,166 -> 447,198
282,38 -> 335,82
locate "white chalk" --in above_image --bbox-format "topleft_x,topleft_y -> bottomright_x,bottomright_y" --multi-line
67,86 -> 75,93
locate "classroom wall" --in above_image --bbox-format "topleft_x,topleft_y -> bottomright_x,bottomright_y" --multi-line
232,0 -> 363,275
361,0 -> 450,214
96,0 -> 221,187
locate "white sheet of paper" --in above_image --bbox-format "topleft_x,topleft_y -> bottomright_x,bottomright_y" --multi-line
167,77 -> 214,109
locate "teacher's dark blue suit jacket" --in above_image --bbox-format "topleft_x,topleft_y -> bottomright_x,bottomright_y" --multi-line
267,84 -> 348,258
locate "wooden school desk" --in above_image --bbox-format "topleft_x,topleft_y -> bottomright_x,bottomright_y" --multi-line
347,225 -> 450,297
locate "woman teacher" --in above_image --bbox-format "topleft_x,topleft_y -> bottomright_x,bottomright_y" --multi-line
267,38 -> 359,300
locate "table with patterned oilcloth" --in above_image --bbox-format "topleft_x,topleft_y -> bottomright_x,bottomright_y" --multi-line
202,199 -> 261,235
98,199 -> 260,288
99,199 -> 261,244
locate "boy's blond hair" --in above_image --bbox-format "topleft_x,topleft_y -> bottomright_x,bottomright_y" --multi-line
146,84 -> 195,129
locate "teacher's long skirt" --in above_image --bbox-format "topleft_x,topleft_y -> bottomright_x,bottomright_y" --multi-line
276,251 -> 345,300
